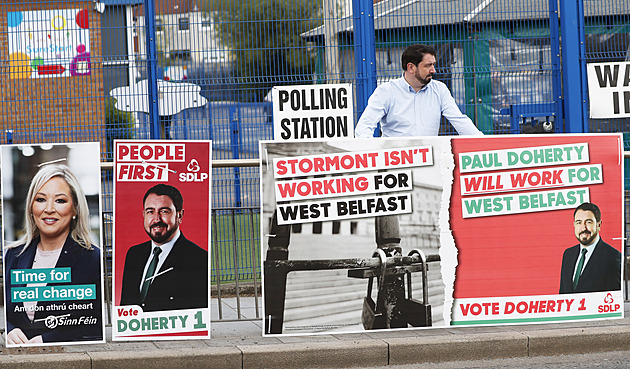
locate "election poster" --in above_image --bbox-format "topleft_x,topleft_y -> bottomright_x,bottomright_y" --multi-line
587,61 -> 630,118
112,140 -> 211,340
1,143 -> 105,347
272,84 -> 354,140
260,134 -> 624,336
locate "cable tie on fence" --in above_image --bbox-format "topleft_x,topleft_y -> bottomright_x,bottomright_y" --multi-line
38,158 -> 67,167
612,237 -> 627,241
145,267 -> 174,282
142,160 -> 177,173
265,234 -> 276,238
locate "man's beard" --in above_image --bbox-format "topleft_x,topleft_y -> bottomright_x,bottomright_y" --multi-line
146,222 -> 176,244
415,70 -> 433,86
577,230 -> 596,245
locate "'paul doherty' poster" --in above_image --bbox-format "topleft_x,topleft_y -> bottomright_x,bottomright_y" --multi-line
112,140 -> 211,340
260,134 -> 624,336
1,143 -> 105,347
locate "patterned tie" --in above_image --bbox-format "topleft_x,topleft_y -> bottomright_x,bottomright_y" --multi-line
140,247 -> 162,302
573,248 -> 587,290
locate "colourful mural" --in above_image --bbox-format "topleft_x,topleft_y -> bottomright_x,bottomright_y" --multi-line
7,9 -> 91,79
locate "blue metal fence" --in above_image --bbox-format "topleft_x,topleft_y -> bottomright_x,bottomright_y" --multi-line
1,0 -> 630,292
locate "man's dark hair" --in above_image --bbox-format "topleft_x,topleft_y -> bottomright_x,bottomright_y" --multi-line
401,44 -> 437,71
574,202 -> 601,222
143,184 -> 184,212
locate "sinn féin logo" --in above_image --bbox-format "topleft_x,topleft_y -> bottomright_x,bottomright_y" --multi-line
39,314 -> 71,329
38,314 -> 97,328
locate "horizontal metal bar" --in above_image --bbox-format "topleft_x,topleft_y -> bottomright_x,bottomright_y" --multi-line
211,159 -> 259,168
100,159 -> 259,170
264,254 -> 441,272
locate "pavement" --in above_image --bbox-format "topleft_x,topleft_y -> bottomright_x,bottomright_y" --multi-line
0,298 -> 629,368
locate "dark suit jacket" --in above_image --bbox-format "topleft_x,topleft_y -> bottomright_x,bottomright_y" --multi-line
120,233 -> 208,311
559,239 -> 621,294
3,236 -> 103,343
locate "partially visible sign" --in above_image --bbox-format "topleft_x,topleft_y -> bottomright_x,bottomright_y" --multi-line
587,61 -> 630,118
272,84 -> 354,140
8,9 -> 91,79
110,79 -> 207,116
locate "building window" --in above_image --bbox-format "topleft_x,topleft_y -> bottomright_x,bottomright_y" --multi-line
202,17 -> 212,29
332,221 -> 340,234
312,222 -> 322,234
170,50 -> 191,62
178,17 -> 189,31
350,221 -> 357,234
155,18 -> 163,32
292,223 -> 302,234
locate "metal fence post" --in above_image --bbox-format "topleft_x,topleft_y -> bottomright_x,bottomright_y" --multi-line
229,105 -> 242,208
352,0 -> 377,134
548,0 -> 564,132
559,0 -> 589,133
143,0 -> 161,139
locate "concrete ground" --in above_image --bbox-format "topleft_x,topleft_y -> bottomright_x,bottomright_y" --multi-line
0,299 -> 629,368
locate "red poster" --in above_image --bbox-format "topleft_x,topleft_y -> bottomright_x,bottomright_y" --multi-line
112,140 -> 211,340
449,135 -> 624,326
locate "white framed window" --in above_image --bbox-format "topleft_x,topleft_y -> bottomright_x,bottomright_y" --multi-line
178,17 -> 189,31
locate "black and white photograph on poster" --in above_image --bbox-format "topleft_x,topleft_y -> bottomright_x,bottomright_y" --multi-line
260,138 -> 457,336
1,143 -> 105,347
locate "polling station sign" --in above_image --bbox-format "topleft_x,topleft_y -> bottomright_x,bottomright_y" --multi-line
112,140 -> 211,341
272,83 -> 354,140
587,61 -> 630,118
1,143 -> 106,347
260,134 -> 623,336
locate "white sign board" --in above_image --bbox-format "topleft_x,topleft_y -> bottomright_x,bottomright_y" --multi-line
110,79 -> 207,116
7,9 -> 91,79
587,61 -> 630,118
272,84 -> 354,141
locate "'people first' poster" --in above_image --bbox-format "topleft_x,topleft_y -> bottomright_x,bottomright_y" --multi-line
112,140 -> 211,340
260,134 -> 624,336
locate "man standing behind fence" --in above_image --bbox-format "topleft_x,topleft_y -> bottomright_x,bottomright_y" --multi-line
120,184 -> 208,312
355,44 -> 484,137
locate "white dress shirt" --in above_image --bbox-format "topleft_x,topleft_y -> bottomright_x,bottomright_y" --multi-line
354,77 -> 484,137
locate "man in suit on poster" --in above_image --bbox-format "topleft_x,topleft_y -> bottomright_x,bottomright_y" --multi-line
120,184 -> 208,311
559,202 -> 621,294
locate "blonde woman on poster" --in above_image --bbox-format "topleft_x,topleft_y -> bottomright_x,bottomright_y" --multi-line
3,162 -> 104,346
